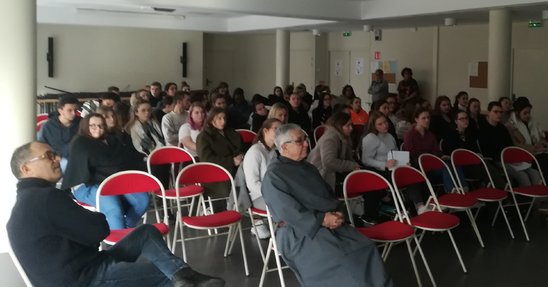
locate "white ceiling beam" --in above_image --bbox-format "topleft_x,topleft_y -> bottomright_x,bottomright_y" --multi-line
227,16 -> 335,32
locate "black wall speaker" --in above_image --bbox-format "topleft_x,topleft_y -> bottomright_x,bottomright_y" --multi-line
180,42 -> 187,78
47,37 -> 54,77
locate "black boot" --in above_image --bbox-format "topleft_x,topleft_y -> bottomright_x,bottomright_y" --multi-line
172,268 -> 225,287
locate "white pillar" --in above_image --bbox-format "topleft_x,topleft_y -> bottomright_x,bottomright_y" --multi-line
488,9 -> 512,102
275,29 -> 290,87
0,0 -> 36,252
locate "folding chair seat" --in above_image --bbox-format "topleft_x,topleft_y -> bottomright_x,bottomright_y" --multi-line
96,171 -> 169,246
451,149 -> 514,239
501,146 -> 548,241
259,207 -> 289,287
344,170 -> 435,287
419,154 -> 484,247
147,146 -> 202,223
392,166 -> 468,273
171,162 -> 249,276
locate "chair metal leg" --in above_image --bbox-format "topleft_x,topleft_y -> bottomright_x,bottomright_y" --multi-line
237,223 -> 250,276
412,236 -> 436,287
524,198 -> 536,221
171,215 -> 180,252
447,230 -> 467,273
511,195 -> 531,241
180,223 -> 188,262
492,204 -> 501,227
249,210 -> 266,262
498,201 -> 515,239
259,238 -> 273,287
272,237 -> 286,286
228,224 -> 240,255
405,239 -> 422,287
223,226 -> 233,257
465,209 -> 484,248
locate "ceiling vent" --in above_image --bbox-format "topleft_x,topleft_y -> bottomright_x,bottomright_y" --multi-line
152,7 -> 176,13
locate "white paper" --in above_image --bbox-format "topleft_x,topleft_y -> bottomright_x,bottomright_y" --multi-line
468,62 -> 478,77
387,150 -> 410,170
355,58 -> 364,75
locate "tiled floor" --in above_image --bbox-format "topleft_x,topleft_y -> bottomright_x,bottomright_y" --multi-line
177,204 -> 548,287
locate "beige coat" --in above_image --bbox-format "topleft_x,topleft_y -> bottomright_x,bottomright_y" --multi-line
307,127 -> 357,190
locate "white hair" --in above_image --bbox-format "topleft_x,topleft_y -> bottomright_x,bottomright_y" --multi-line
274,123 -> 301,150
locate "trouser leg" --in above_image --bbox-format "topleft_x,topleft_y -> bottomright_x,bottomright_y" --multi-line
122,192 -> 150,227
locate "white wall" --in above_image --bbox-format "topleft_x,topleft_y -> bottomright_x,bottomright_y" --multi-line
37,24 -> 204,95
203,33 -> 276,97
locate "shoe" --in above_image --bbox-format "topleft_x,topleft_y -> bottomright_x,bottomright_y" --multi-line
251,219 -> 270,239
172,268 -> 225,287
352,215 -> 377,227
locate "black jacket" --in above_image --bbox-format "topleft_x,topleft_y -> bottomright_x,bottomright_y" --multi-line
7,178 -> 109,287
37,113 -> 81,158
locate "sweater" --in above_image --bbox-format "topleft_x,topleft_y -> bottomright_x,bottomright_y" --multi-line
243,142 -> 276,201
7,178 -> 109,287
403,127 -> 441,164
361,132 -> 397,171
37,114 -> 81,158
161,111 -> 188,146
478,117 -> 513,160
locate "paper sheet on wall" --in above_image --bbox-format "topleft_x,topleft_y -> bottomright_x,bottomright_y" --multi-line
335,60 -> 342,77
355,58 -> 364,75
387,150 -> 410,170
468,62 -> 479,77
371,60 -> 398,74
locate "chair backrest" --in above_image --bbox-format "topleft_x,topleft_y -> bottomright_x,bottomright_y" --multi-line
343,170 -> 404,225
501,146 -> 546,185
392,165 -> 441,213
36,120 -> 47,133
36,113 -> 48,123
147,146 -> 195,168
236,129 -> 257,144
418,153 -> 460,192
96,171 -> 166,220
8,242 -> 33,287
451,148 -> 496,189
177,162 -> 239,211
313,125 -> 326,143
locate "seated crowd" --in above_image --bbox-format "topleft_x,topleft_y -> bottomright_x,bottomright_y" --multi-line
16,71 -> 548,286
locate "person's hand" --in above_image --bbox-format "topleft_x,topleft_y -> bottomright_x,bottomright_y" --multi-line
385,159 -> 397,168
233,154 -> 243,166
322,212 -> 344,229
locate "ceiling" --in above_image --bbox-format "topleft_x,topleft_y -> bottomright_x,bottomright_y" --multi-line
37,0 -> 548,33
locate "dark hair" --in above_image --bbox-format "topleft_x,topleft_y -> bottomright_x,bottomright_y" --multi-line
371,99 -> 388,112
218,82 -> 229,89
233,88 -> 245,102
205,107 -> 226,129
164,82 -> 177,92
150,81 -> 162,89
255,118 -> 282,149
453,91 -> 468,108
210,92 -> 226,109
107,86 -> 119,93
434,96 -> 451,115
273,86 -> 283,96
10,142 -> 33,179
326,112 -> 351,136
101,92 -> 120,103
487,101 -> 501,111
498,96 -> 511,103
58,95 -> 80,109
313,84 -> 330,100
284,85 -> 294,96
78,113 -> 106,139
341,85 -> 356,97
162,96 -> 174,107
514,96 -> 530,108
513,100 -> 532,114
174,91 -> 190,103
96,106 -> 120,133
413,107 -> 430,122
366,111 -> 388,135
318,93 -> 332,109
467,98 -> 480,114
401,67 -> 413,77
251,94 -> 268,105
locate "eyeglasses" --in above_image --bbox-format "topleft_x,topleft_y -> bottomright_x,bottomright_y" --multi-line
26,150 -> 58,164
284,135 -> 309,146
89,124 -> 105,129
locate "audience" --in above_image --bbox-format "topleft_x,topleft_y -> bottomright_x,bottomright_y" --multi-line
261,124 -> 393,287
128,99 -> 165,155
178,102 -> 206,157
152,96 -> 174,123
287,92 -> 312,136
130,89 -> 150,107
164,82 -> 178,97
453,91 -> 469,112
397,67 -> 420,105
148,81 -> 164,108
38,95 -> 81,173
368,69 -> 389,103
430,96 -> 452,141
161,91 -> 190,146
339,84 -> 356,106
311,93 -> 333,129
499,96 -> 513,124
349,96 -> 369,126
250,100 -> 268,133
466,97 -> 482,131
267,102 -> 289,124
8,141 -> 224,287
80,92 -> 120,118
62,114 -> 150,230
268,86 -> 284,105
228,88 -> 252,129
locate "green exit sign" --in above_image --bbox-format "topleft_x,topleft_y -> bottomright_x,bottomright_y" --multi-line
343,31 -> 352,37
528,20 -> 543,28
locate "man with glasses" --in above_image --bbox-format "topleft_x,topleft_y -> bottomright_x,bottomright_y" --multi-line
7,141 -> 225,287
261,124 -> 392,287
478,101 -> 514,161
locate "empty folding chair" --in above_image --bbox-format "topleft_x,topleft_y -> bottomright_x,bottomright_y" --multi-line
451,149 -> 514,239
501,146 -> 548,241
96,171 -> 169,246
418,154 -> 484,247
171,162 -> 249,276
392,166 -> 467,273
343,170 -> 435,287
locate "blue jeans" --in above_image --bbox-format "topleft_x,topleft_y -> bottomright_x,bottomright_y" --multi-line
74,184 -> 150,230
87,225 -> 188,287
427,167 -> 467,193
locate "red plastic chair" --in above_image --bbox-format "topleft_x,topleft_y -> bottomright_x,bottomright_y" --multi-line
343,170 -> 435,287
313,125 -> 326,143
248,207 -> 268,262
236,129 -> 257,144
392,166 -> 467,273
259,207 -> 289,287
36,113 -> 48,123
147,147 -> 202,223
418,154 -> 484,247
451,149 -> 514,239
171,162 -> 249,276
501,146 -> 548,241
96,171 -> 169,246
